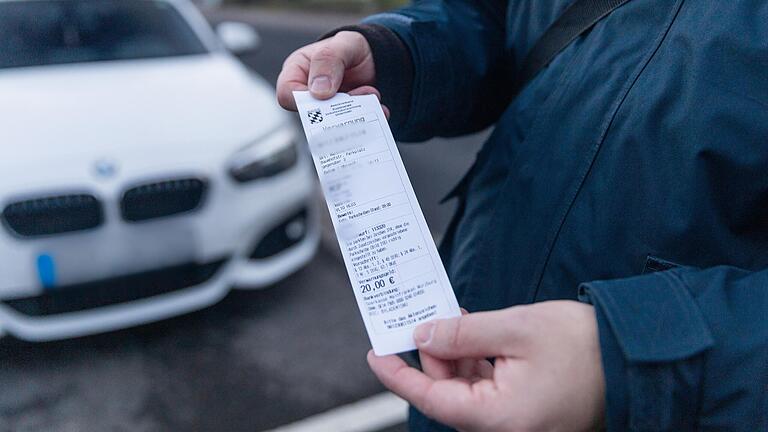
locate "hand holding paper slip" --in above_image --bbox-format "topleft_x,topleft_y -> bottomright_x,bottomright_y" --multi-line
293,91 -> 461,355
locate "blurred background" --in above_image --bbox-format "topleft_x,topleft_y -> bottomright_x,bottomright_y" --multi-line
0,1 -> 487,431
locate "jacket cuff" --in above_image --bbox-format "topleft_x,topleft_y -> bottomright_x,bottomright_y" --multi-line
579,269 -> 714,431
320,24 -> 414,133
591,300 -> 628,431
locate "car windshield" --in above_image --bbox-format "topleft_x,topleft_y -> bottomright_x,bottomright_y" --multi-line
0,0 -> 209,69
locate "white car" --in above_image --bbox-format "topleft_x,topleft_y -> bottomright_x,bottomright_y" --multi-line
0,0 -> 319,341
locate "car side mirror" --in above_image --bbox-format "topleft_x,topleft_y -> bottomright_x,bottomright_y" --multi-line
216,21 -> 261,55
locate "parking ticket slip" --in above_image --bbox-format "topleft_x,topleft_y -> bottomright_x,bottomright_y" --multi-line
293,91 -> 461,355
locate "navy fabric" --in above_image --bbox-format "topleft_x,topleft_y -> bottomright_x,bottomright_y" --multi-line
359,0 -> 768,430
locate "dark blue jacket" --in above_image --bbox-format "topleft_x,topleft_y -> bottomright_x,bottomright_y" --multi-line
346,0 -> 768,430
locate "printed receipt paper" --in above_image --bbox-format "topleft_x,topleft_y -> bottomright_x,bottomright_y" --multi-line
294,91 -> 460,355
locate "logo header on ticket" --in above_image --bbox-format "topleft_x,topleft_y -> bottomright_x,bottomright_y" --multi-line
307,108 -> 323,124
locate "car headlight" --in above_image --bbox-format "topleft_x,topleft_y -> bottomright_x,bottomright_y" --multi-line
228,128 -> 299,183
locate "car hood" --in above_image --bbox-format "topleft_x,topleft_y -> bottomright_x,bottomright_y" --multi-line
0,54 -> 288,168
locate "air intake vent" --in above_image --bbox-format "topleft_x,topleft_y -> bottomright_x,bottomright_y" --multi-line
2,194 -> 103,237
4,258 -> 228,316
121,178 -> 207,222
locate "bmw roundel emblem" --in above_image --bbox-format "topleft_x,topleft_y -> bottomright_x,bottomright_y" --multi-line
93,159 -> 118,179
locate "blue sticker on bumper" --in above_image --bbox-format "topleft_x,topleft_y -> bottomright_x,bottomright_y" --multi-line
37,253 -> 57,289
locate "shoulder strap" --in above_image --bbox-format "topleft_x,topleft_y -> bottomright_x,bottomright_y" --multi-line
512,0 -> 633,97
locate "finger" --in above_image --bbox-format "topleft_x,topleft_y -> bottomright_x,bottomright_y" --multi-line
346,86 -> 389,119
347,85 -> 381,100
419,349 -> 454,380
367,351 -> 484,428
477,359 -> 495,380
413,309 -> 531,359
347,86 -> 388,119
455,358 -> 494,381
456,358 -> 479,380
308,37 -> 364,99
276,81 -> 307,112
276,51 -> 311,111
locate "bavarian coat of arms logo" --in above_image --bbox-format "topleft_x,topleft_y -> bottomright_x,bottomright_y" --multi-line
307,108 -> 323,124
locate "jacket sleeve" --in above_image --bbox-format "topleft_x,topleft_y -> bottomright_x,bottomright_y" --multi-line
578,266 -> 768,431
360,0 -> 512,142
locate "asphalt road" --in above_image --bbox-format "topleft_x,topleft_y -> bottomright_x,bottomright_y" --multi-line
0,8 -> 486,432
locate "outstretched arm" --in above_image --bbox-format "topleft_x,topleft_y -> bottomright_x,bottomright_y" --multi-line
277,1 -> 511,142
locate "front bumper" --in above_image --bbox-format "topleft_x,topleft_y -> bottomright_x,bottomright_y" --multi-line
0,262 -> 232,342
0,203 -> 320,342
0,134 -> 321,341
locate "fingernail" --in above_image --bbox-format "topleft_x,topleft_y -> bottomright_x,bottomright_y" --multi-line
310,76 -> 331,94
414,322 -> 435,346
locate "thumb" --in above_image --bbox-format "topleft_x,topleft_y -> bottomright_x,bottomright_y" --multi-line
308,41 -> 351,99
413,309 -> 530,359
